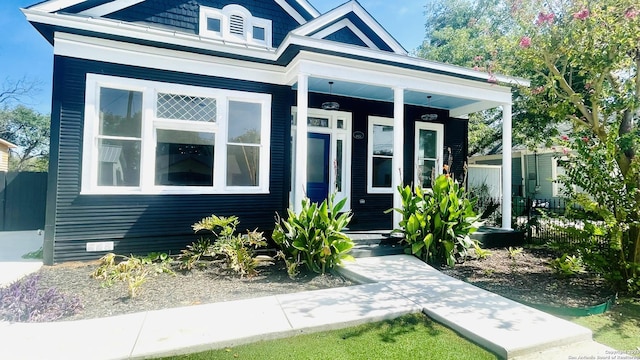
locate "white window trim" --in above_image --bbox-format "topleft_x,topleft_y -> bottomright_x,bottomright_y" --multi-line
199,5 -> 273,48
367,116 -> 394,194
414,122 -> 444,188
81,73 -> 271,195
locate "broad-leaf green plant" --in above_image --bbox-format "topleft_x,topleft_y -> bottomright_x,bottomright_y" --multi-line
389,174 -> 482,267
273,194 -> 354,277
180,215 -> 271,277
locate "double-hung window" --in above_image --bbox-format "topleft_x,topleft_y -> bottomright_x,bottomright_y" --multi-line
367,116 -> 394,193
82,74 -> 271,194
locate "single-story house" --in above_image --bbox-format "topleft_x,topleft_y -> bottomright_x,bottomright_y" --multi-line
23,0 -> 527,264
0,138 -> 17,172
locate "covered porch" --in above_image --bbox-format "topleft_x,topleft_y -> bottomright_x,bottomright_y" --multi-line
286,51 -> 524,230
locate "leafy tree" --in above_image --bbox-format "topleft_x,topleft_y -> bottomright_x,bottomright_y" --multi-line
418,0 -> 561,154
0,106 -> 50,171
513,0 -> 640,294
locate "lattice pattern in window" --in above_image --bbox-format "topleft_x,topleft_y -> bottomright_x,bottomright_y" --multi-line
156,93 -> 217,122
229,14 -> 244,35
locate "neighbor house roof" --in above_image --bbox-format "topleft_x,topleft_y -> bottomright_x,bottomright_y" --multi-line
0,138 -> 17,149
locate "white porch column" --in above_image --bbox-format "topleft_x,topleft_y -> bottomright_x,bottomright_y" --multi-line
501,103 -> 513,229
294,74 -> 309,214
392,87 -> 405,228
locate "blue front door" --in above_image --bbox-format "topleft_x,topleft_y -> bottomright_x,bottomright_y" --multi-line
307,132 -> 330,204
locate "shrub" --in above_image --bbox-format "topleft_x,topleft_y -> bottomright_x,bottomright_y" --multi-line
0,274 -> 82,322
273,194 -> 354,277
179,215 -> 271,277
473,244 -> 492,260
549,254 -> 586,277
390,174 -> 482,267
91,252 -> 173,298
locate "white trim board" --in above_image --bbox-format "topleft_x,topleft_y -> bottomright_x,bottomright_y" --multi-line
310,19 -> 379,50
292,0 -> 406,55
24,9 -> 528,88
79,0 -> 144,17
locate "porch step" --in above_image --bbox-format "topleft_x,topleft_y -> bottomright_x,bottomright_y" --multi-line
345,230 -> 406,258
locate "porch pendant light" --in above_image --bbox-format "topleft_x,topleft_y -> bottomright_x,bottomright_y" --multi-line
321,81 -> 340,111
421,95 -> 438,121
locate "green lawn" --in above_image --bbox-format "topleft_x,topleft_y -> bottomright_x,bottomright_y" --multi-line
569,298 -> 640,352
160,313 -> 498,360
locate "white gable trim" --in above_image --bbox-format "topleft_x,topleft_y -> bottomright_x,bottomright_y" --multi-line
292,1 -> 406,55
28,0 -> 85,12
79,0 -> 144,17
311,19 -> 379,50
24,9 -> 529,88
274,0 -> 308,25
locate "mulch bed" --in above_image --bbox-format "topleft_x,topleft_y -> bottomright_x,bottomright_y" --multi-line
7,246 -> 615,322
440,247 -> 615,308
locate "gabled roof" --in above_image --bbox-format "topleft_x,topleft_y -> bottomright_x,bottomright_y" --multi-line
0,138 -> 17,149
28,0 -> 320,24
291,1 -> 406,55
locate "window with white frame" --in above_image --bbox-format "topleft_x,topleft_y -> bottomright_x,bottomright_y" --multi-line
199,5 -> 272,48
82,74 -> 271,194
367,116 -> 394,193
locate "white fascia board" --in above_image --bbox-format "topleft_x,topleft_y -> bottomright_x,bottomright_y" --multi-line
450,101 -> 504,117
28,0 -> 86,13
23,9 -> 279,61
293,0 -> 320,18
79,0 -> 144,17
54,33 -> 287,84
24,8 -> 528,89
291,1 -> 405,55
274,0 -> 308,25
311,19 -> 379,50
287,51 -> 514,105
280,35 -> 529,87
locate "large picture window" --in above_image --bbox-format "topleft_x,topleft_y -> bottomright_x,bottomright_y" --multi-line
367,116 -> 394,193
82,74 -> 271,194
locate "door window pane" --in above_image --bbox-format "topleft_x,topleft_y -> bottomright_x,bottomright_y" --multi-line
228,101 -> 261,143
227,145 -> 259,186
307,137 -> 326,183
419,129 -> 437,158
419,160 -> 436,188
98,139 -> 141,186
99,88 -> 142,137
155,130 -> 214,186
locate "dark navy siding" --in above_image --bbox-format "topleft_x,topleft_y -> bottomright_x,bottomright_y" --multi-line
309,13 -> 394,52
47,55 -> 293,263
305,94 -> 467,230
108,0 -> 302,47
323,27 -> 368,48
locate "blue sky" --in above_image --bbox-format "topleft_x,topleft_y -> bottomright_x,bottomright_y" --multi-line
0,0 -> 427,114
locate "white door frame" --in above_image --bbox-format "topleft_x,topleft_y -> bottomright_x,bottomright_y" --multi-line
291,107 -> 352,211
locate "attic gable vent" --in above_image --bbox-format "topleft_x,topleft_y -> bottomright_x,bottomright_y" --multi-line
229,15 -> 244,35
199,5 -> 272,48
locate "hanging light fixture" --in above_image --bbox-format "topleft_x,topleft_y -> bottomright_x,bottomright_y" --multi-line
421,95 -> 438,121
321,81 -> 340,111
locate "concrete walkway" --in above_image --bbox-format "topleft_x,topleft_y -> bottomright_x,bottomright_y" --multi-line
0,254 -> 618,360
0,231 -> 43,287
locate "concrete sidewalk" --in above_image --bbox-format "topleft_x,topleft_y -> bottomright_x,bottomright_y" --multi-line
0,231 -> 43,287
0,254 -> 617,360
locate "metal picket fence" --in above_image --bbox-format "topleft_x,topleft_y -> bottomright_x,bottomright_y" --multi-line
475,196 -> 606,246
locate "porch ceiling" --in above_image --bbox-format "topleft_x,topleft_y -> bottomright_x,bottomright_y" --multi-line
304,78 -> 483,112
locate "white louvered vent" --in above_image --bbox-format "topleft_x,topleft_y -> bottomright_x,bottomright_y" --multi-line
229,14 -> 244,35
